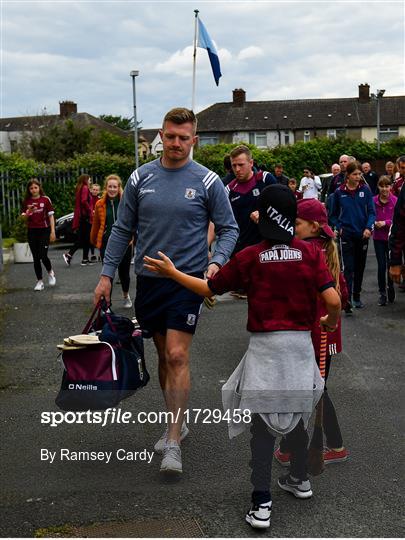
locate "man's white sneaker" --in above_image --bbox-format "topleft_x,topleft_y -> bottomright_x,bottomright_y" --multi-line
160,440 -> 182,475
245,501 -> 272,529
154,421 -> 189,453
123,295 -> 132,309
48,271 -> 56,287
34,280 -> 44,291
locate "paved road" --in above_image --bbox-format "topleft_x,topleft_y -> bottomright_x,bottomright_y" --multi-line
0,242 -> 403,537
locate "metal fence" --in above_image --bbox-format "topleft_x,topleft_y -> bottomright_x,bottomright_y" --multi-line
0,168 -> 105,227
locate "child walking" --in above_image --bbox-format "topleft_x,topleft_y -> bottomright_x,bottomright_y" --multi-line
21,178 -> 56,291
90,183 -> 101,263
144,185 -> 341,530
373,176 -> 397,306
63,174 -> 93,267
90,175 -> 133,308
274,198 -> 349,467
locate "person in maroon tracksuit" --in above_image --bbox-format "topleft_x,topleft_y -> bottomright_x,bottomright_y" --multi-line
274,198 -> 350,468
389,176 -> 405,285
392,155 -> 405,197
373,177 -> 397,306
63,174 -> 94,266
21,178 -> 56,291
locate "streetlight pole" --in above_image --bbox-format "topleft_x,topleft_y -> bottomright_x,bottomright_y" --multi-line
372,88 -> 385,152
130,70 -> 139,169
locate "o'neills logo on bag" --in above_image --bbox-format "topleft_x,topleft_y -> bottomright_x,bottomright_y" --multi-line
266,205 -> 294,235
68,383 -> 98,391
259,245 -> 302,263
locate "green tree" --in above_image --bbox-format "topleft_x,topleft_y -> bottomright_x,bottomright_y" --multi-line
30,120 -> 93,162
99,115 -> 134,131
89,130 -> 134,156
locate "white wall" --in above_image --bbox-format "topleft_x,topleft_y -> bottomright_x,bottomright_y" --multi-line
0,132 -> 11,152
150,133 -> 162,155
232,132 -> 249,144
231,131 -> 288,148
266,131 -> 280,148
0,130 -> 32,153
361,127 -> 377,142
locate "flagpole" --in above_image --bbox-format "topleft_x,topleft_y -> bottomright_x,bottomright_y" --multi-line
191,9 -> 199,112
190,9 -> 199,159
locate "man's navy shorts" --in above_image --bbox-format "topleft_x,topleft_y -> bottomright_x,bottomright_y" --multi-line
135,274 -> 204,338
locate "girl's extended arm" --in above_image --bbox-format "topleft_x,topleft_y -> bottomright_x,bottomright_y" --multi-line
144,252 -> 213,297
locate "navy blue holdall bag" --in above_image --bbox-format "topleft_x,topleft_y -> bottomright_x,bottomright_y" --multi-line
55,302 -> 149,411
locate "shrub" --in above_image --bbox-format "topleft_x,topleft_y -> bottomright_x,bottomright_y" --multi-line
11,216 -> 28,243
194,137 -> 405,178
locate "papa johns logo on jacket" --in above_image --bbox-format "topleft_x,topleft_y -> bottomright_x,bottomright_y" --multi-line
259,245 -> 302,263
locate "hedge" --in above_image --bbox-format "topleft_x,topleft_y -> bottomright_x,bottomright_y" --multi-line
193,136 -> 405,178
0,152 -> 150,233
1,136 -> 404,234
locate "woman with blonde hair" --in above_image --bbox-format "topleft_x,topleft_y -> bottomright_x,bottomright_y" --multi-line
384,161 -> 397,184
91,174 -> 133,308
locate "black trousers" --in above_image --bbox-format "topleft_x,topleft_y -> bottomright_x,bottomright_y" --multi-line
101,242 -> 132,295
68,219 -> 91,261
250,415 -> 308,504
27,227 -> 52,280
373,239 -> 393,294
340,233 -> 369,300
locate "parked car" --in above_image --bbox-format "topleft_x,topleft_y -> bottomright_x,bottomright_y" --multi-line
55,212 -> 76,242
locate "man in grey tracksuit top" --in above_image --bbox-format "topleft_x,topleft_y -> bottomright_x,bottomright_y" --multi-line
94,108 -> 238,476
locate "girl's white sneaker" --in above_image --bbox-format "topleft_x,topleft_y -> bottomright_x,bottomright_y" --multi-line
34,280 -> 44,291
48,271 -> 56,286
245,501 -> 272,529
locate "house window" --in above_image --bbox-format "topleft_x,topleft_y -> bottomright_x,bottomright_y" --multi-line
327,129 -> 336,139
379,127 -> 399,142
304,131 -> 311,142
10,140 -> 18,153
199,135 -> 219,146
284,131 -> 290,145
249,132 -> 267,147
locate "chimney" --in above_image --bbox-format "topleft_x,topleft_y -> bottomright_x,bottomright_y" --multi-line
358,83 -> 370,103
59,100 -> 77,117
232,88 -> 246,107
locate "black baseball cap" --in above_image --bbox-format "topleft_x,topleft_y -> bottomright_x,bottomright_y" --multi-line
258,184 -> 297,242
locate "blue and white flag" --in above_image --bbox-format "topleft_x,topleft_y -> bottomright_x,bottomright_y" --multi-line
197,18 -> 222,86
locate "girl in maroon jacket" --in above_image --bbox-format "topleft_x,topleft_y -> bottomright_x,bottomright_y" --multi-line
21,178 -> 56,291
274,198 -> 350,468
63,174 -> 93,266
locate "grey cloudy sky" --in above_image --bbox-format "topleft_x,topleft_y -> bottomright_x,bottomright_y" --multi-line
2,0 -> 404,128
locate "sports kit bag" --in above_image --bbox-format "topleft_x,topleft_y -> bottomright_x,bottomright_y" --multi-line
55,301 -> 149,411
